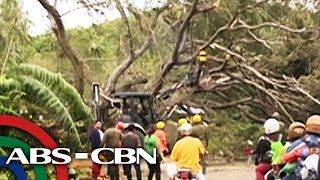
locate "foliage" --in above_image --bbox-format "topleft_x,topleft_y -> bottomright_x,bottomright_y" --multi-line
0,64 -> 92,150
207,111 -> 262,158
0,0 -> 29,69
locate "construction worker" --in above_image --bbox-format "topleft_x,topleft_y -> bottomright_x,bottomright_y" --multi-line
191,115 -> 207,145
187,50 -> 208,87
178,118 -> 188,127
198,50 -> 214,90
198,50 -> 208,65
154,121 -> 169,155
167,123 -> 206,180
174,118 -> 189,144
191,114 -> 209,174
177,118 -> 188,131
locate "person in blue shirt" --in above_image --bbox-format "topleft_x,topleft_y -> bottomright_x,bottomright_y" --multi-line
89,120 -> 104,179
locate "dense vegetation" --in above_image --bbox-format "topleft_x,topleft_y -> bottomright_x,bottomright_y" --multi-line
1,0 -> 320,162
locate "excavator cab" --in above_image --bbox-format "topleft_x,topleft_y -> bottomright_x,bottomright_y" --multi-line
91,83 -> 157,135
111,92 -> 157,131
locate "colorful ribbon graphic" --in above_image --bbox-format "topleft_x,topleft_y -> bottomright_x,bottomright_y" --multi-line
0,115 -> 68,179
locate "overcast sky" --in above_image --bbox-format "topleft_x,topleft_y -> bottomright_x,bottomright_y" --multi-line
20,0 -> 318,36
20,0 -> 164,36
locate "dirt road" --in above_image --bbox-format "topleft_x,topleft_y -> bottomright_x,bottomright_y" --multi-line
73,160 -> 255,180
160,162 -> 255,180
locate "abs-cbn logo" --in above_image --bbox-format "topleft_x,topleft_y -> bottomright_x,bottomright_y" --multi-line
6,148 -> 156,165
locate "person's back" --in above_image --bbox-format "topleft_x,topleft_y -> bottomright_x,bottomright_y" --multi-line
122,124 -> 142,180
155,129 -> 168,153
122,131 -> 141,148
299,153 -> 320,180
144,134 -> 159,156
170,136 -> 205,173
100,126 -> 122,180
190,115 -> 209,175
191,123 -> 205,138
255,135 -> 272,165
145,126 -> 164,180
101,127 -> 122,148
134,129 -> 145,149
90,128 -> 101,150
191,123 -> 208,147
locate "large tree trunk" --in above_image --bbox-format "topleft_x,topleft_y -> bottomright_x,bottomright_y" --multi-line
38,0 -> 85,97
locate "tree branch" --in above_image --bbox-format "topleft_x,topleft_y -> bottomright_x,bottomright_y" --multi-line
231,19 -> 306,33
120,78 -> 148,90
37,0 -> 85,96
104,36 -> 152,95
153,0 -> 199,94
237,105 -> 265,123
247,30 -> 272,51
60,2 -> 109,17
103,4 -> 167,95
229,73 -> 294,123
210,43 -> 247,62
115,0 -> 134,57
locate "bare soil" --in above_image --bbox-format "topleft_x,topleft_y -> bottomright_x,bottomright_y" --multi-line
71,158 -> 255,180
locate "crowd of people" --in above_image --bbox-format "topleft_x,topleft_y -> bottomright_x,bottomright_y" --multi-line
254,114 -> 320,180
88,114 -> 208,180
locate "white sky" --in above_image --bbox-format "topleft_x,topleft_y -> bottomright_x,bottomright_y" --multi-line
20,0 -> 318,36
20,0 -> 164,36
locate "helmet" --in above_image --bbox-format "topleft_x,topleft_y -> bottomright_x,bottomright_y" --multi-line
199,50 -> 207,63
192,115 -> 202,123
178,118 -> 188,126
180,123 -> 192,136
264,118 -> 280,135
306,115 -> 320,134
271,112 -> 280,118
199,50 -> 207,56
156,121 -> 165,129
115,122 -> 125,132
288,122 -> 306,140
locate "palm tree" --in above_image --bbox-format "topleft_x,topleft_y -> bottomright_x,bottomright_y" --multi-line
0,64 -> 92,150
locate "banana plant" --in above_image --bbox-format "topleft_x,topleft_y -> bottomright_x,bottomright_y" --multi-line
0,64 -> 92,150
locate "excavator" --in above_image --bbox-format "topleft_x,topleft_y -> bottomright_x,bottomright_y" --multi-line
91,51 -> 221,148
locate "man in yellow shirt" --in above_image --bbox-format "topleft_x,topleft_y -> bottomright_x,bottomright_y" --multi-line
167,123 -> 206,180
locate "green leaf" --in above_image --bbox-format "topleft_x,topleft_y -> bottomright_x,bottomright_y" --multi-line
18,75 -> 86,149
0,105 -> 20,116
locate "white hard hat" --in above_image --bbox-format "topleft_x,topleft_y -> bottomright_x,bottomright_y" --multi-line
68,168 -> 76,175
264,118 -> 280,135
271,112 -> 280,118
180,123 -> 193,136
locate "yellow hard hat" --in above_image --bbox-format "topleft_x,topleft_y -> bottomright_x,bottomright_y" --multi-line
192,114 -> 202,123
178,118 -> 188,126
156,121 -> 165,129
199,50 -> 207,56
199,50 -> 207,63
